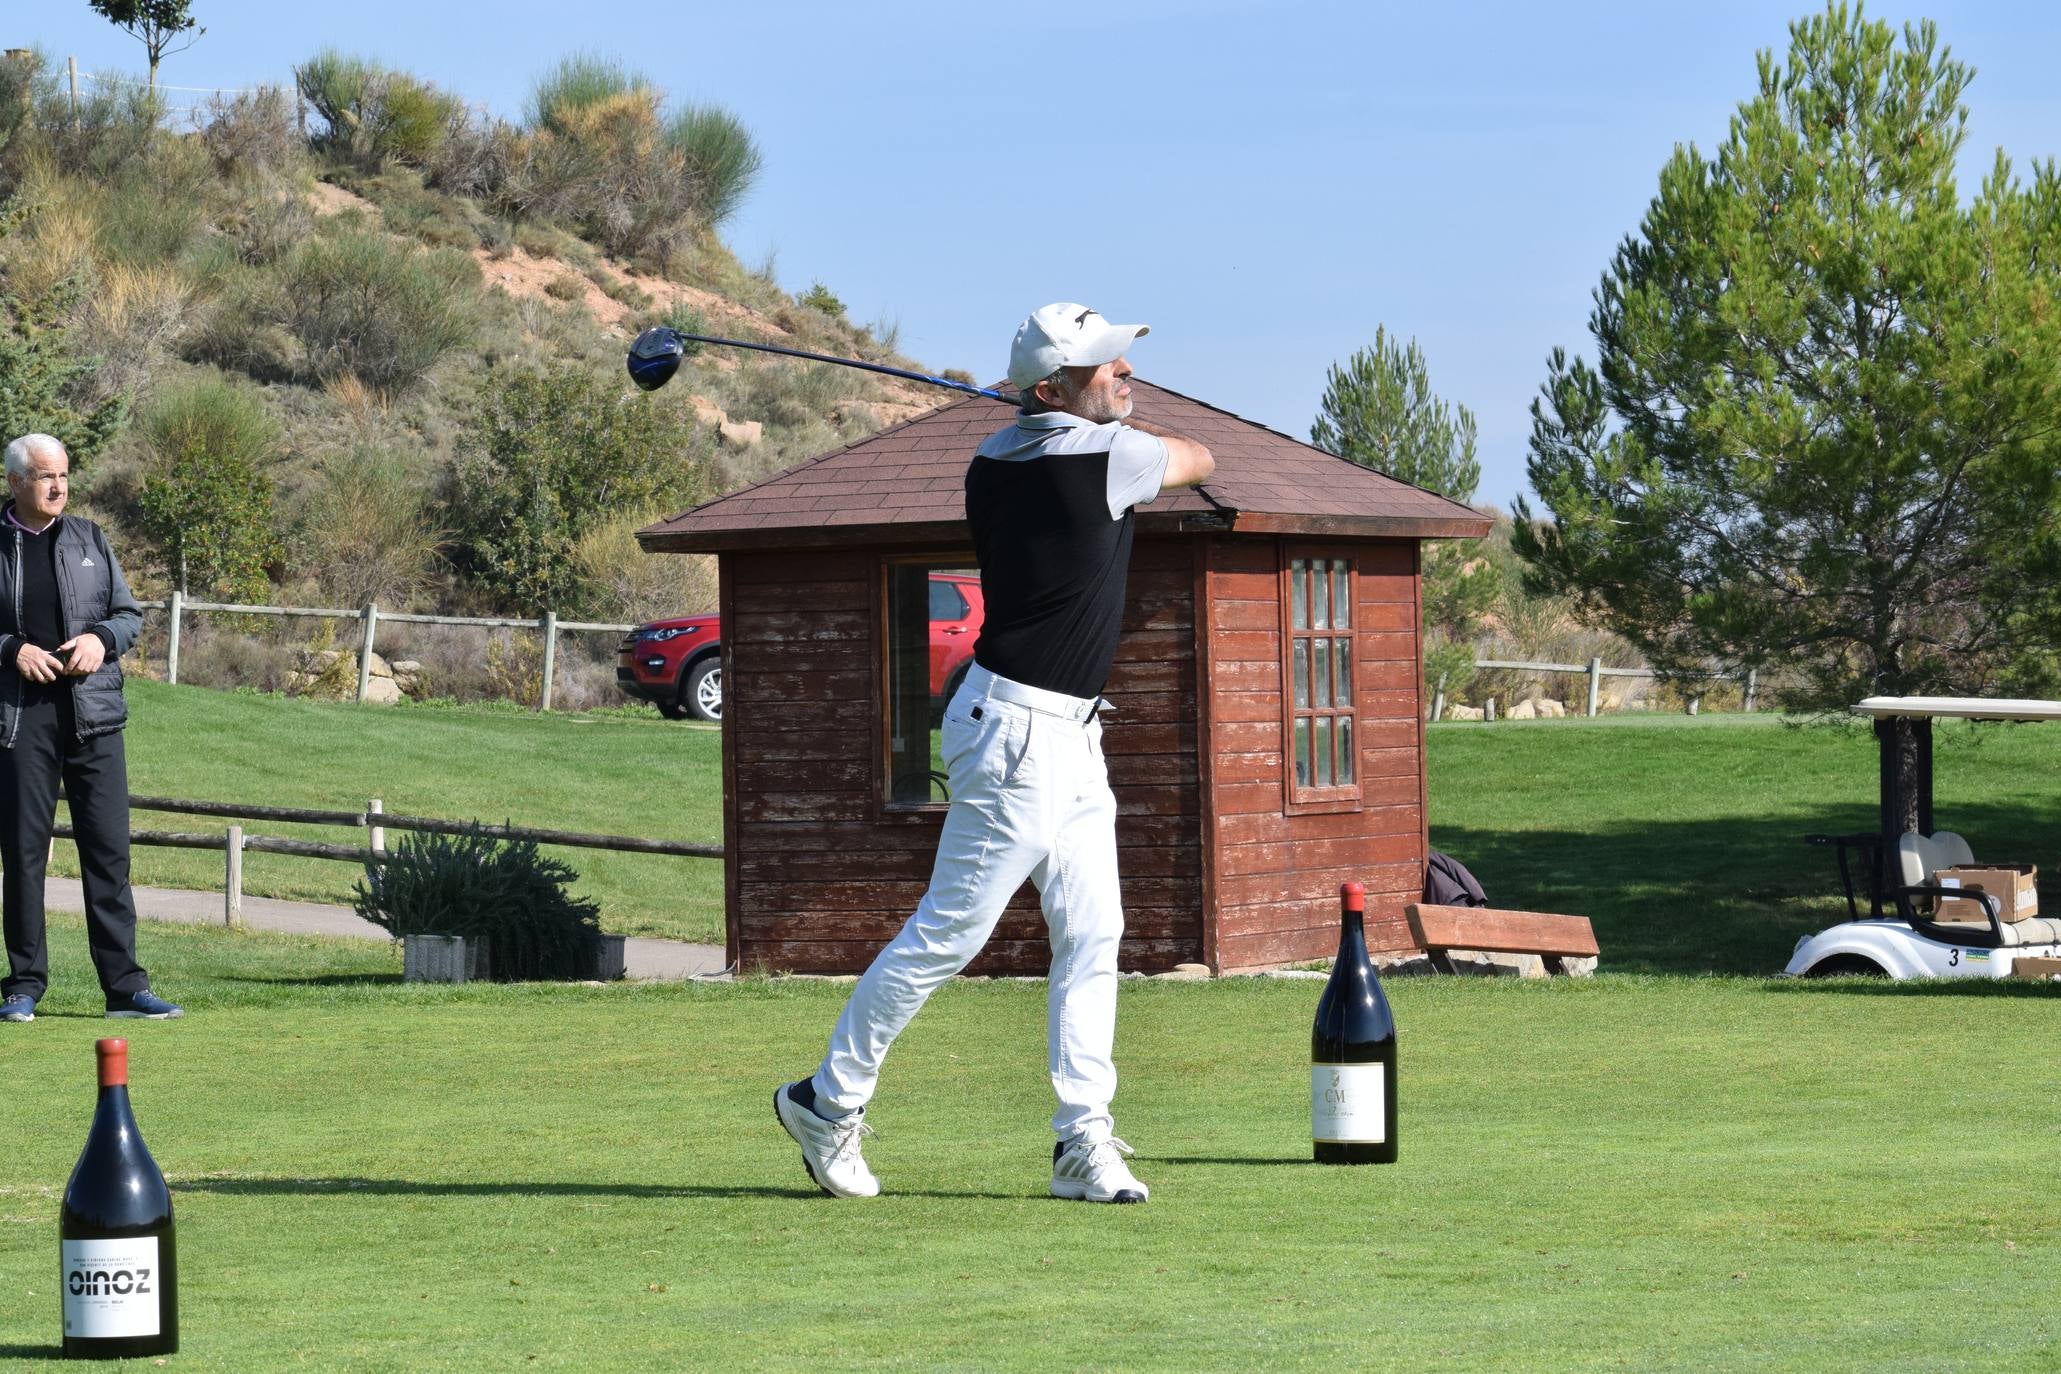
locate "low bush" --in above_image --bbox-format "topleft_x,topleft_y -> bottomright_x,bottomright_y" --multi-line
525,53 -> 649,136
134,371 -> 283,601
353,825 -> 605,982
278,229 -> 480,392
665,103 -> 762,228
293,448 -> 447,609
444,359 -> 709,613
545,272 -> 585,301
198,86 -> 302,179
295,50 -> 461,169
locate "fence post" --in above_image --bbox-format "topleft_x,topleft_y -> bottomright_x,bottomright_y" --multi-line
1485,696 -> 1497,724
356,602 -> 379,703
1744,669 -> 1758,713
1586,656 -> 1602,718
224,825 -> 243,928
166,588 -> 183,685
368,797 -> 385,858
1430,673 -> 1446,725
539,610 -> 557,713
1687,694 -> 1701,716
67,56 -> 78,128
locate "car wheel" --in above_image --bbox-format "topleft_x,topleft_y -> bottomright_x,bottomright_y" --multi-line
1805,954 -> 1886,977
684,657 -> 722,722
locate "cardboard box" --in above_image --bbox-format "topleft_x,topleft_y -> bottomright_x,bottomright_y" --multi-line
2009,955 -> 2061,982
1933,864 -> 2039,923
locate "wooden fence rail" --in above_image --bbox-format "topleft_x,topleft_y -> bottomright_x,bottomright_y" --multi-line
1435,656 -> 1758,722
136,594 -> 639,711
53,793 -> 719,930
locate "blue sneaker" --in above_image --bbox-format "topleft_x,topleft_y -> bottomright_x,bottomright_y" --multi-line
0,993 -> 34,1022
106,988 -> 184,1020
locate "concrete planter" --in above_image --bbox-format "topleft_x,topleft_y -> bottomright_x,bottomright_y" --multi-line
402,933 -> 490,983
589,933 -> 627,982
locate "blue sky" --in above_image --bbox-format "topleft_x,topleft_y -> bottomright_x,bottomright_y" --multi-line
20,1 -> 2061,508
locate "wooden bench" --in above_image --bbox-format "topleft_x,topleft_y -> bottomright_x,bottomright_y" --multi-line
1404,904 -> 1600,975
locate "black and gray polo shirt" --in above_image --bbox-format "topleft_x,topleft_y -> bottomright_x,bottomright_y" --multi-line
965,411 -> 1170,701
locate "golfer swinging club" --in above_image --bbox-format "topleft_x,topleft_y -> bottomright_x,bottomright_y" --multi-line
777,304 -> 1215,1203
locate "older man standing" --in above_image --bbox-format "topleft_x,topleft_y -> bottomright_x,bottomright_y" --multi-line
0,434 -> 180,1023
775,305 -> 1213,1203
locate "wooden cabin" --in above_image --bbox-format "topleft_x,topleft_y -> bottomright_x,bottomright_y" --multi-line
638,380 -> 1489,974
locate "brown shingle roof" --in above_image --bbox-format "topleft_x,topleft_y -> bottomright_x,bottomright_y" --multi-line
639,379 -> 1490,553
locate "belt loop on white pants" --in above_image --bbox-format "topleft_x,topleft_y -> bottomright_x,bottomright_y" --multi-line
963,661 -> 1099,722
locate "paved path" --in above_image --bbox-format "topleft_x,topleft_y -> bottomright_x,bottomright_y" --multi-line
43,877 -> 731,981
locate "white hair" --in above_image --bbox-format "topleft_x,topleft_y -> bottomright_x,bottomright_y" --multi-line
3,434 -> 66,481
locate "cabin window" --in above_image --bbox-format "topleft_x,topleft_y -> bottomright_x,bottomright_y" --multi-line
1281,550 -> 1362,811
882,559 -> 981,807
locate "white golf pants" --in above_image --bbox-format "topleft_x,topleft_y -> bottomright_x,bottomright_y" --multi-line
812,662 -> 1126,1144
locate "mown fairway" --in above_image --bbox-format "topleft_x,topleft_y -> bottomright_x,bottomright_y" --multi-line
10,694 -> 2060,1369
0,923 -> 2055,1371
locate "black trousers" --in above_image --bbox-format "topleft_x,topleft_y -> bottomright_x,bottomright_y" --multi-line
0,692 -> 146,1000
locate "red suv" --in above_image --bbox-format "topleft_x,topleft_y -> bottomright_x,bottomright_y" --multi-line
617,572 -> 984,721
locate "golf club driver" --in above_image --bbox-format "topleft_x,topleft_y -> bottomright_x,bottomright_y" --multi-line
627,326 -> 1017,404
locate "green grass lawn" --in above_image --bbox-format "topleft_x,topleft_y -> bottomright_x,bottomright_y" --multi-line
60,681 -> 726,944
1,922 -> 2055,1370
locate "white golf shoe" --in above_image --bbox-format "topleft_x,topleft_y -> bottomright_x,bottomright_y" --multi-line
1050,1136 -> 1149,1204
774,1082 -> 880,1198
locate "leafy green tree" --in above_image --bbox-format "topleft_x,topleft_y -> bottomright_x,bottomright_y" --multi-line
0,200 -> 126,459
87,0 -> 204,91
1312,326 -> 1497,706
135,372 -> 280,599
446,362 -> 709,614
1516,5 -> 2061,716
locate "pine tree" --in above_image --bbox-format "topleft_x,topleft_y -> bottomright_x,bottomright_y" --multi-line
1311,327 -> 1481,502
1516,3 -> 2061,712
1313,327 -> 1496,703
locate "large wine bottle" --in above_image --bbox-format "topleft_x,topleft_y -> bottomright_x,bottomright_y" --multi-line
1311,881 -> 1398,1164
60,1038 -> 178,1358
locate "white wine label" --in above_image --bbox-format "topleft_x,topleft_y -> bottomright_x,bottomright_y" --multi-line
1312,1063 -> 1387,1144
61,1238 -> 162,1338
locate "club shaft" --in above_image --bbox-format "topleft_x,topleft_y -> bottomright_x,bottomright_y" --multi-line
673,333 -> 1014,403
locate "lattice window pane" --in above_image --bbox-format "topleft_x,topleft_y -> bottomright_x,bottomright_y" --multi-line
1332,564 -> 1350,628
1312,563 -> 1330,630
1314,716 -> 1333,786
1335,636 -> 1352,705
1313,637 -> 1331,708
1337,716 -> 1354,783
1293,639 -> 1310,708
1295,717 -> 1312,787
1290,559 -> 1308,629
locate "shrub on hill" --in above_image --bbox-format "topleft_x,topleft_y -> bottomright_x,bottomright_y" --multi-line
295,51 -> 463,170
134,371 -> 281,600
293,447 -> 448,610
279,228 -> 480,392
665,104 -> 763,230
444,359 -> 709,614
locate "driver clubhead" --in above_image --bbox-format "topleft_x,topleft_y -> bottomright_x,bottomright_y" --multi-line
627,326 -> 686,391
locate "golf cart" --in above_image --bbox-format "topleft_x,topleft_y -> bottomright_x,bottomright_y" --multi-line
1786,696 -> 2061,979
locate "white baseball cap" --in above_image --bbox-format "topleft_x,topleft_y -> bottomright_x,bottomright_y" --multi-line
1007,303 -> 1151,389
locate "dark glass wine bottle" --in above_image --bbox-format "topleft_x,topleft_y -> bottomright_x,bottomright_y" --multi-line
1311,881 -> 1398,1164
60,1038 -> 178,1359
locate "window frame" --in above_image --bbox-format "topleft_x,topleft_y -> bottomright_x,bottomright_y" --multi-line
1278,544 -> 1364,815
876,551 -> 979,816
